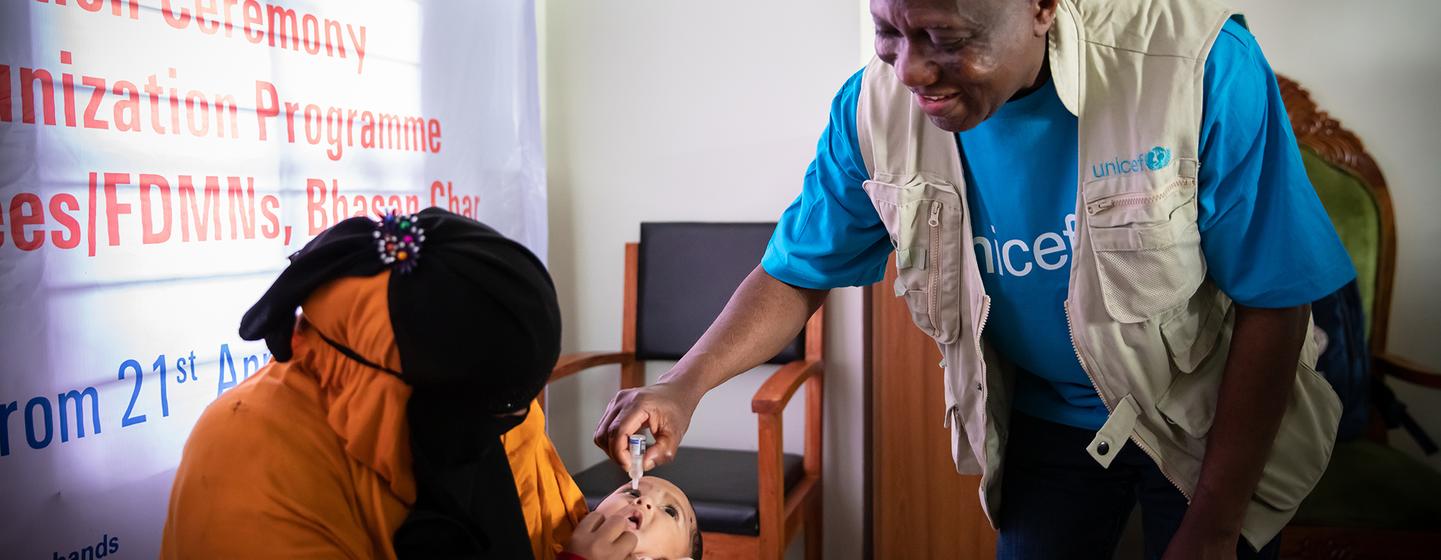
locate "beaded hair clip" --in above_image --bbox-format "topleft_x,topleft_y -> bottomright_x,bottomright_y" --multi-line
374,210 -> 425,273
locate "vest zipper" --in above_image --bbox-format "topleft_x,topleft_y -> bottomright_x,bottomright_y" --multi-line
964,200 -> 993,497
1083,182 -> 1192,216
1064,301 -> 1192,500
928,202 -> 942,334
974,296 -> 992,379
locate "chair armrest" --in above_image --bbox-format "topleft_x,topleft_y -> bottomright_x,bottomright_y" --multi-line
1375,352 -> 1441,390
752,360 -> 823,414
551,351 -> 635,383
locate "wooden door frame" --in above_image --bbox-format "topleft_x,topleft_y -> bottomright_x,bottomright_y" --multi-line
864,258 -> 996,559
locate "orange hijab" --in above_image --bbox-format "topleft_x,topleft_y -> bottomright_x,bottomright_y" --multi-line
163,215 -> 587,559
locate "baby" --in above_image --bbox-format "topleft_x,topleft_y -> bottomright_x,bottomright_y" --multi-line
562,476 -> 702,560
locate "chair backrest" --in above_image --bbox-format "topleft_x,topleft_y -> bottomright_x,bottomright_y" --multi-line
634,222 -> 805,364
1278,75 -> 1397,351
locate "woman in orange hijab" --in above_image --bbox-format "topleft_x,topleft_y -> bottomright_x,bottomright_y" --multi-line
161,209 -> 588,559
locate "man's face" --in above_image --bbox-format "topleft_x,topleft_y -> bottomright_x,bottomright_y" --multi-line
592,477 -> 697,560
871,0 -> 1053,132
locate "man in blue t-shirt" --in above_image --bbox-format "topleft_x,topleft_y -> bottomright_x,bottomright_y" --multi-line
594,1 -> 1354,558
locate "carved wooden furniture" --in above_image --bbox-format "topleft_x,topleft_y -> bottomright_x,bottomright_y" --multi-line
1276,74 -> 1441,560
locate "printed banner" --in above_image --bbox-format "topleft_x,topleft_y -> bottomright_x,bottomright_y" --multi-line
0,1 -> 546,557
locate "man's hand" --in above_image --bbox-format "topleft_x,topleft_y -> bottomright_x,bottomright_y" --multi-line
1162,303 -> 1312,559
565,513 -> 638,560
1160,521 -> 1238,560
593,380 -> 702,470
591,267 -> 827,470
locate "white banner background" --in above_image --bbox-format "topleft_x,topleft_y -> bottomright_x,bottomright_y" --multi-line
0,1 -> 546,557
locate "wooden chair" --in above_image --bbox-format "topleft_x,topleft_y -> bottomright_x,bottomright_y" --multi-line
1275,75 -> 1441,560
546,222 -> 824,560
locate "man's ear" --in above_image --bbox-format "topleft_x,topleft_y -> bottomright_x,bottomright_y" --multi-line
1032,0 -> 1059,37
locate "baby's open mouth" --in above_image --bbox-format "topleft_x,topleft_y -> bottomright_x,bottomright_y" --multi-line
627,511 -> 643,530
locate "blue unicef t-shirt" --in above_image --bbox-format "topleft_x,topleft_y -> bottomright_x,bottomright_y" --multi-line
957,77 -> 1106,428
760,19 -> 1357,430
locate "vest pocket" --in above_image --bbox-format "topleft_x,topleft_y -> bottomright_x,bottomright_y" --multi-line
1154,289 -> 1231,439
1159,286 -> 1231,374
1085,180 -> 1205,323
940,354 -> 981,474
1253,361 -> 1342,512
863,178 -> 962,344
1155,308 -> 1342,512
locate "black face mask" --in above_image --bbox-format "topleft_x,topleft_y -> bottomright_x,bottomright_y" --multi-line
240,208 -> 560,559
394,388 -> 535,559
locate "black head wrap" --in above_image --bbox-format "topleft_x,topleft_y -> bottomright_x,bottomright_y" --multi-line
240,207 -> 559,559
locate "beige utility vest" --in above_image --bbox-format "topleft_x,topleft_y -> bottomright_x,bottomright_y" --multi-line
856,0 -> 1341,547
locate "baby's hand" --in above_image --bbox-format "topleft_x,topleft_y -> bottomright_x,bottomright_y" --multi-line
565,512 -> 638,560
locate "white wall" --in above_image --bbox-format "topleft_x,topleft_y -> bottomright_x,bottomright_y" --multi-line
1228,0 -> 1441,470
539,1 -> 869,558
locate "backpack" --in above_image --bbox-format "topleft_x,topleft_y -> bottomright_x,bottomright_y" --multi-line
1312,279 -> 1435,453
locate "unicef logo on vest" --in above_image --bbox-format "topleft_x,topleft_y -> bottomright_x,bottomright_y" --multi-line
1145,146 -> 1172,171
1091,145 -> 1174,179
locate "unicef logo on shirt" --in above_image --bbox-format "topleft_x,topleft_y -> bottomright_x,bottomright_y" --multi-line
1090,145 -> 1175,179
1145,146 -> 1173,171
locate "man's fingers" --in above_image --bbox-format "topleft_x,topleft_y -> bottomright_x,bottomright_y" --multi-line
644,413 -> 675,469
644,432 -> 678,470
607,408 -> 648,469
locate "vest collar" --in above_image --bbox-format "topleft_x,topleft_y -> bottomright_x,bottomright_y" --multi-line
1048,0 -> 1082,117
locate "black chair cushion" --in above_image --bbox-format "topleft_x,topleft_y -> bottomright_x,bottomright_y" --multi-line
636,222 -> 804,364
572,446 -> 807,536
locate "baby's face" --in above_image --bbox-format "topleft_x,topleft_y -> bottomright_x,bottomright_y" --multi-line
592,476 -> 696,560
